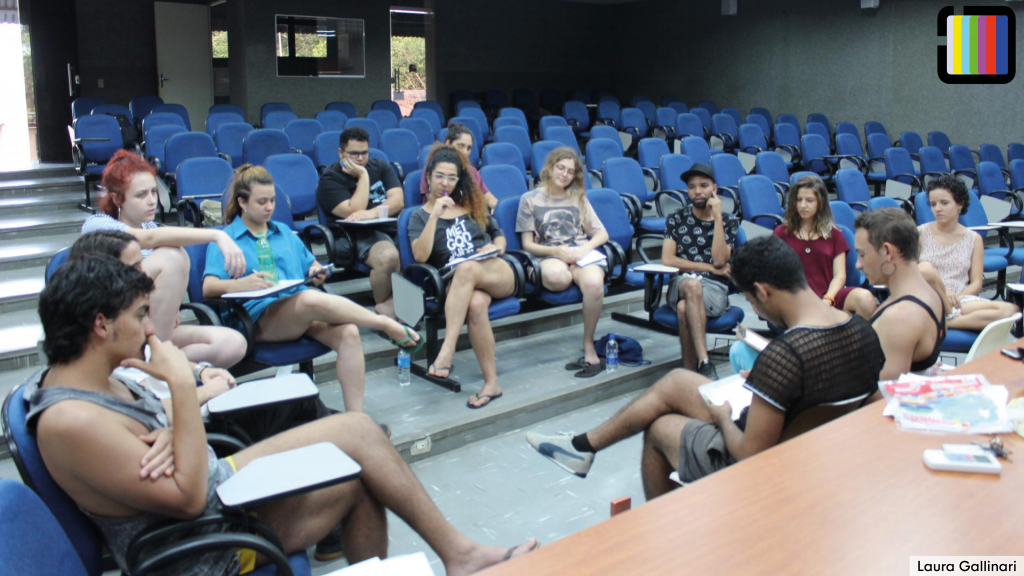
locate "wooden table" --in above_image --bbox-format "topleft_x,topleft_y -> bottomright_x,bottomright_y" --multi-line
484,340 -> 1024,575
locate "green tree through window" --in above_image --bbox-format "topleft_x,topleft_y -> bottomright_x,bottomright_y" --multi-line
391,36 -> 425,90
212,31 -> 228,58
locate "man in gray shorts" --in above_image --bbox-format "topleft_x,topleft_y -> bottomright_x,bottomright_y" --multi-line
661,163 -> 738,380
525,237 -> 884,498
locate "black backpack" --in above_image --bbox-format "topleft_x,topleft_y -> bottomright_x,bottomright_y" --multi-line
108,113 -> 140,148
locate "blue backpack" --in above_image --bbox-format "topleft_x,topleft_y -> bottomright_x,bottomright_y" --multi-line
594,333 -> 651,367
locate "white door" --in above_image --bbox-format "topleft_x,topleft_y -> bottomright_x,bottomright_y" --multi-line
154,2 -> 213,132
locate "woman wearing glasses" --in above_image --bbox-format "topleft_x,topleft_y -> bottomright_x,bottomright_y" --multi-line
516,147 -> 609,378
409,147 -> 515,408
419,123 -> 498,211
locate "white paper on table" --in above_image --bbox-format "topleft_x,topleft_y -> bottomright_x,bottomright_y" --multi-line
341,217 -> 398,226
1007,283 -> 1024,293
737,151 -> 756,174
222,279 -> 304,299
884,179 -> 913,199
699,374 -> 753,420
631,263 -> 679,274
735,324 -> 769,352
576,249 -> 608,267
442,248 -> 500,271
324,553 -> 433,576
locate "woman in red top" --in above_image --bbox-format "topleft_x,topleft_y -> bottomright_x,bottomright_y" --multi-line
772,175 -> 876,319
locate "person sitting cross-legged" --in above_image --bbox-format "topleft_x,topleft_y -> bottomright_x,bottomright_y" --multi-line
526,236 -> 884,500
661,163 -> 739,380
28,256 -> 538,576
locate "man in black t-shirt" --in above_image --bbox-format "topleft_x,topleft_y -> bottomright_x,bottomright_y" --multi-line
662,163 -> 739,380
526,236 -> 884,498
316,127 -> 404,317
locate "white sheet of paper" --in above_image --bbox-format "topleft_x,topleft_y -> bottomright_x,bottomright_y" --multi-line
699,374 -> 753,420
324,558 -> 381,575
737,151 -> 756,174
884,179 -> 913,199
341,217 -> 398,226
443,248 -> 500,271
324,553 -> 433,576
631,263 -> 679,274
992,221 -> 1024,228
222,279 -> 304,299
576,249 -> 608,267
736,324 -> 769,352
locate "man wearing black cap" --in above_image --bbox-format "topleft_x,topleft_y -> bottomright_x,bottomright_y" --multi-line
661,163 -> 739,380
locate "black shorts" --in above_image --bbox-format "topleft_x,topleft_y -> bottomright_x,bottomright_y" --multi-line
677,419 -> 737,483
333,229 -> 394,267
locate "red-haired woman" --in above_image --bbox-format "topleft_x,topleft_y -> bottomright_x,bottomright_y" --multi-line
80,150 -> 247,368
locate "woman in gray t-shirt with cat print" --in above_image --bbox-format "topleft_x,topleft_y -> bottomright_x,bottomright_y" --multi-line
409,147 -> 516,409
516,147 -> 609,378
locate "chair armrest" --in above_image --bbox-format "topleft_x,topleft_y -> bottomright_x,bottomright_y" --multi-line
996,226 -> 1015,263
641,167 -> 661,192
599,241 -> 627,284
206,432 -> 249,454
179,302 -> 221,326
290,147 -> 302,155
599,117 -> 617,128
775,144 -> 801,161
655,125 -> 675,139
566,118 -> 580,131
624,126 -> 640,140
134,532 -> 295,576
390,161 -> 405,181
716,187 -> 740,214
890,173 -> 923,191
740,145 -> 763,155
403,262 -> 446,307
892,197 -> 916,218
500,253 -> 527,299
204,298 -> 257,361
635,233 -> 665,264
588,168 -> 602,182
655,189 -> 688,216
505,250 -> 542,297
712,133 -> 736,149
848,201 -> 870,211
619,192 -> 644,227
921,171 -> 948,180
299,223 -> 336,265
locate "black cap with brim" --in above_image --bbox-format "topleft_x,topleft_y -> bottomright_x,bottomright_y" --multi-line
681,162 -> 715,183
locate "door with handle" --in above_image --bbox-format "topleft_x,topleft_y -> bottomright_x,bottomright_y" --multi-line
154,2 -> 213,131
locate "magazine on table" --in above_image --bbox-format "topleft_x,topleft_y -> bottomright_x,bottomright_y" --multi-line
441,248 -> 501,275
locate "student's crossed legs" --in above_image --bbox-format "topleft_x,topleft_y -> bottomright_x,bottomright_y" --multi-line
430,259 -> 515,404
257,289 -> 419,412
231,412 -> 537,575
675,277 -> 710,370
539,259 -> 605,364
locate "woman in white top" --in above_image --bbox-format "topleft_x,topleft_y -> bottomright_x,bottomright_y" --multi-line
516,147 -> 609,377
917,174 -> 1019,331
80,150 -> 248,367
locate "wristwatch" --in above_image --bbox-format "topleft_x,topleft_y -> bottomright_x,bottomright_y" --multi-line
193,361 -> 213,381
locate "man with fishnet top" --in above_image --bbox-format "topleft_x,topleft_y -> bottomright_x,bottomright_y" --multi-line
526,236 -> 884,499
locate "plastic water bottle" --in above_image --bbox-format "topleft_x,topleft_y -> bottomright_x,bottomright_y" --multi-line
397,348 -> 411,387
255,232 -> 279,282
606,334 -> 619,373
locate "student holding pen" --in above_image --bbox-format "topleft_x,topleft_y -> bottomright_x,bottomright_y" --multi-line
203,165 -> 424,413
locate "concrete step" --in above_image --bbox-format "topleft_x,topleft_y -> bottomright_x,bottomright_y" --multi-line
0,192 -> 89,215
0,176 -> 84,198
0,212 -> 90,241
0,267 -> 45,314
0,164 -> 77,183
0,233 -> 78,272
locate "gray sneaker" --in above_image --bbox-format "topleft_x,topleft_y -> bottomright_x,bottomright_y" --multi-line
525,432 -> 594,478
697,359 -> 719,381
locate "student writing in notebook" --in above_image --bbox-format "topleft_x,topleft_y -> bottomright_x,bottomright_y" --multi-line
203,165 -> 423,413
516,147 -> 609,378
409,147 -> 515,408
526,236 -> 883,497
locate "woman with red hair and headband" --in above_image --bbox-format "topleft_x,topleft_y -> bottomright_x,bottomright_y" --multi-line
80,150 -> 247,368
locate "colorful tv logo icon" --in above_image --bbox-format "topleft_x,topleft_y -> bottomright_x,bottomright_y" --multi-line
937,6 -> 1015,84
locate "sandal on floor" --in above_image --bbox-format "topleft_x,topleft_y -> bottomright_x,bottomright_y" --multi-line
574,360 -> 606,379
380,325 -> 425,354
467,391 -> 503,409
427,363 -> 455,380
502,539 -> 541,561
564,356 -> 587,371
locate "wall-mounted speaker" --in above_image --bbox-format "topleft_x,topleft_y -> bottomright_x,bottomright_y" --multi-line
722,0 -> 737,16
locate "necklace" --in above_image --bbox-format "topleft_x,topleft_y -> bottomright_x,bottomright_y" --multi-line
796,229 -> 816,253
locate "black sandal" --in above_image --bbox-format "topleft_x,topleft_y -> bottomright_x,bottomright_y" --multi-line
574,360 -> 606,379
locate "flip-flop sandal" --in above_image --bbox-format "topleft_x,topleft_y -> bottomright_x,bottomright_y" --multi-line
380,325 -> 425,354
503,539 -> 541,561
427,363 -> 455,380
564,356 -> 587,371
467,391 -> 503,409
574,360 -> 606,379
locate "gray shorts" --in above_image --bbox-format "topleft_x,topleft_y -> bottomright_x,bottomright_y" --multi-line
678,419 -> 737,483
666,274 -> 729,318
332,228 -> 393,267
